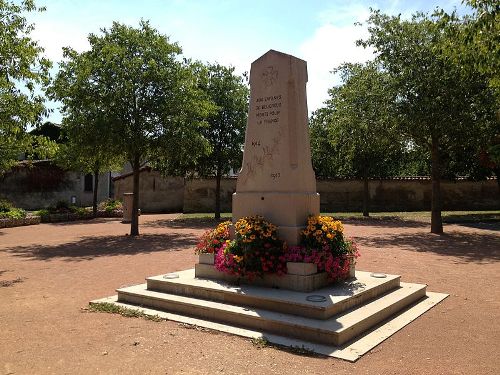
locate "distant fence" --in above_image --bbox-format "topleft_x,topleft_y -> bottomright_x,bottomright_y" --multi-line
112,170 -> 499,213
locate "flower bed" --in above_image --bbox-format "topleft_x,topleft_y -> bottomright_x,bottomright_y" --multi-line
194,214 -> 360,284
215,216 -> 286,280
286,215 -> 360,281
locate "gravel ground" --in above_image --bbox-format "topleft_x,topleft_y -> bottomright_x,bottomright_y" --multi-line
1,214 -> 499,375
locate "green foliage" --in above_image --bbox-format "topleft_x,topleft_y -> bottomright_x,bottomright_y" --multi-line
35,209 -> 49,219
358,9 -> 498,231
453,1 -> 500,93
0,199 -> 26,219
0,0 -> 55,174
316,62 -> 403,178
51,21 -> 212,235
359,10 -> 497,168
0,208 -> 27,219
195,63 -> 249,176
88,302 -> 163,322
191,62 -> 249,218
309,107 -> 343,178
0,198 -> 14,212
98,199 -> 123,212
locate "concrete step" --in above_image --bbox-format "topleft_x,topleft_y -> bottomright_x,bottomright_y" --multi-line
146,269 -> 401,320
117,281 -> 426,346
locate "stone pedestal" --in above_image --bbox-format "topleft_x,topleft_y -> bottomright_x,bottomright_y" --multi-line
232,50 -> 319,246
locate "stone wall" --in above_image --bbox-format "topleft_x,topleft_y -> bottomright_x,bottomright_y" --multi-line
181,177 -> 499,213
183,178 -> 237,213
97,171 -> 500,213
317,179 -> 499,212
0,161 -> 111,210
113,170 -> 184,213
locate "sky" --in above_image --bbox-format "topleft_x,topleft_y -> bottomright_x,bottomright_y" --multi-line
26,0 -> 468,123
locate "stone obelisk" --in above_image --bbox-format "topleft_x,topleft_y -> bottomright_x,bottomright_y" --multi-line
232,50 -> 320,246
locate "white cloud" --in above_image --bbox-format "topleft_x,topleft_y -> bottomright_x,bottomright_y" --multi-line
299,9 -> 374,113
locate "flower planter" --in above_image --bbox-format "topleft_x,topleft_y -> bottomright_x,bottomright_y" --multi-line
198,253 -> 215,265
286,262 -> 318,276
348,256 -> 356,278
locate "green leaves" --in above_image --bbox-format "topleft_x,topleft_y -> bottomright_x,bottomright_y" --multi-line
50,21 -> 214,234
194,63 -> 249,177
311,61 -> 403,178
0,0 -> 52,174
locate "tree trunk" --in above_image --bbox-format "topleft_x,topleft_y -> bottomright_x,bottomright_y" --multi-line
215,168 -> 222,220
92,170 -> 99,218
362,165 -> 369,217
130,155 -> 140,236
431,135 -> 443,234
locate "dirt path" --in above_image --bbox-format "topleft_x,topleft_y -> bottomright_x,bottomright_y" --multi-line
1,215 -> 499,374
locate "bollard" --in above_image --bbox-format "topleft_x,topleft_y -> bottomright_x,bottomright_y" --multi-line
122,193 -> 134,223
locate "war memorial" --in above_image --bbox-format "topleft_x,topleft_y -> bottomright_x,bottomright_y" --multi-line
92,50 -> 448,361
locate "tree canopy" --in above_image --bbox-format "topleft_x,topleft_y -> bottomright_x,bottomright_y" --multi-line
195,63 -> 249,218
311,62 -> 404,216
0,0 -> 55,174
358,9 -> 498,232
52,21 -> 212,234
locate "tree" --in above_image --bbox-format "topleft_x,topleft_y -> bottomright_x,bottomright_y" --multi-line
52,21 -> 211,235
50,46 -> 125,217
460,0 -> 500,93
0,0 -> 55,174
311,62 -> 403,216
309,106 -> 342,178
195,63 -> 249,219
54,128 -> 124,217
359,10 -> 498,233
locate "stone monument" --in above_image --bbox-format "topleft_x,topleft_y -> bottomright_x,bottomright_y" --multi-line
232,50 -> 320,246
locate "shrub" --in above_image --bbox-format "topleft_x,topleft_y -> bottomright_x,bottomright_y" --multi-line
0,199 -> 14,213
36,209 -> 50,219
98,199 -> 123,212
55,200 -> 70,210
0,208 -> 27,219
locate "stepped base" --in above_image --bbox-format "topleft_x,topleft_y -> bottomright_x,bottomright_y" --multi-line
92,291 -> 447,362
148,269 -> 400,319
92,268 -> 448,361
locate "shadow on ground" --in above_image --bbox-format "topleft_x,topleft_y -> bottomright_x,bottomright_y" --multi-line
5,233 -> 198,262
142,218 -> 227,230
356,230 -> 500,263
342,217 -> 429,228
452,222 -> 500,232
46,218 -> 123,226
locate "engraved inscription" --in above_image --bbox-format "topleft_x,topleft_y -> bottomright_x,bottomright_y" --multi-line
254,94 -> 282,125
251,140 -> 261,146
271,172 -> 281,179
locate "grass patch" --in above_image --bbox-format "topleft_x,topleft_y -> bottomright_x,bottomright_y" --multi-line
88,302 -> 163,322
251,337 -> 269,348
177,211 -> 500,224
323,210 -> 500,223
178,213 -> 232,220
